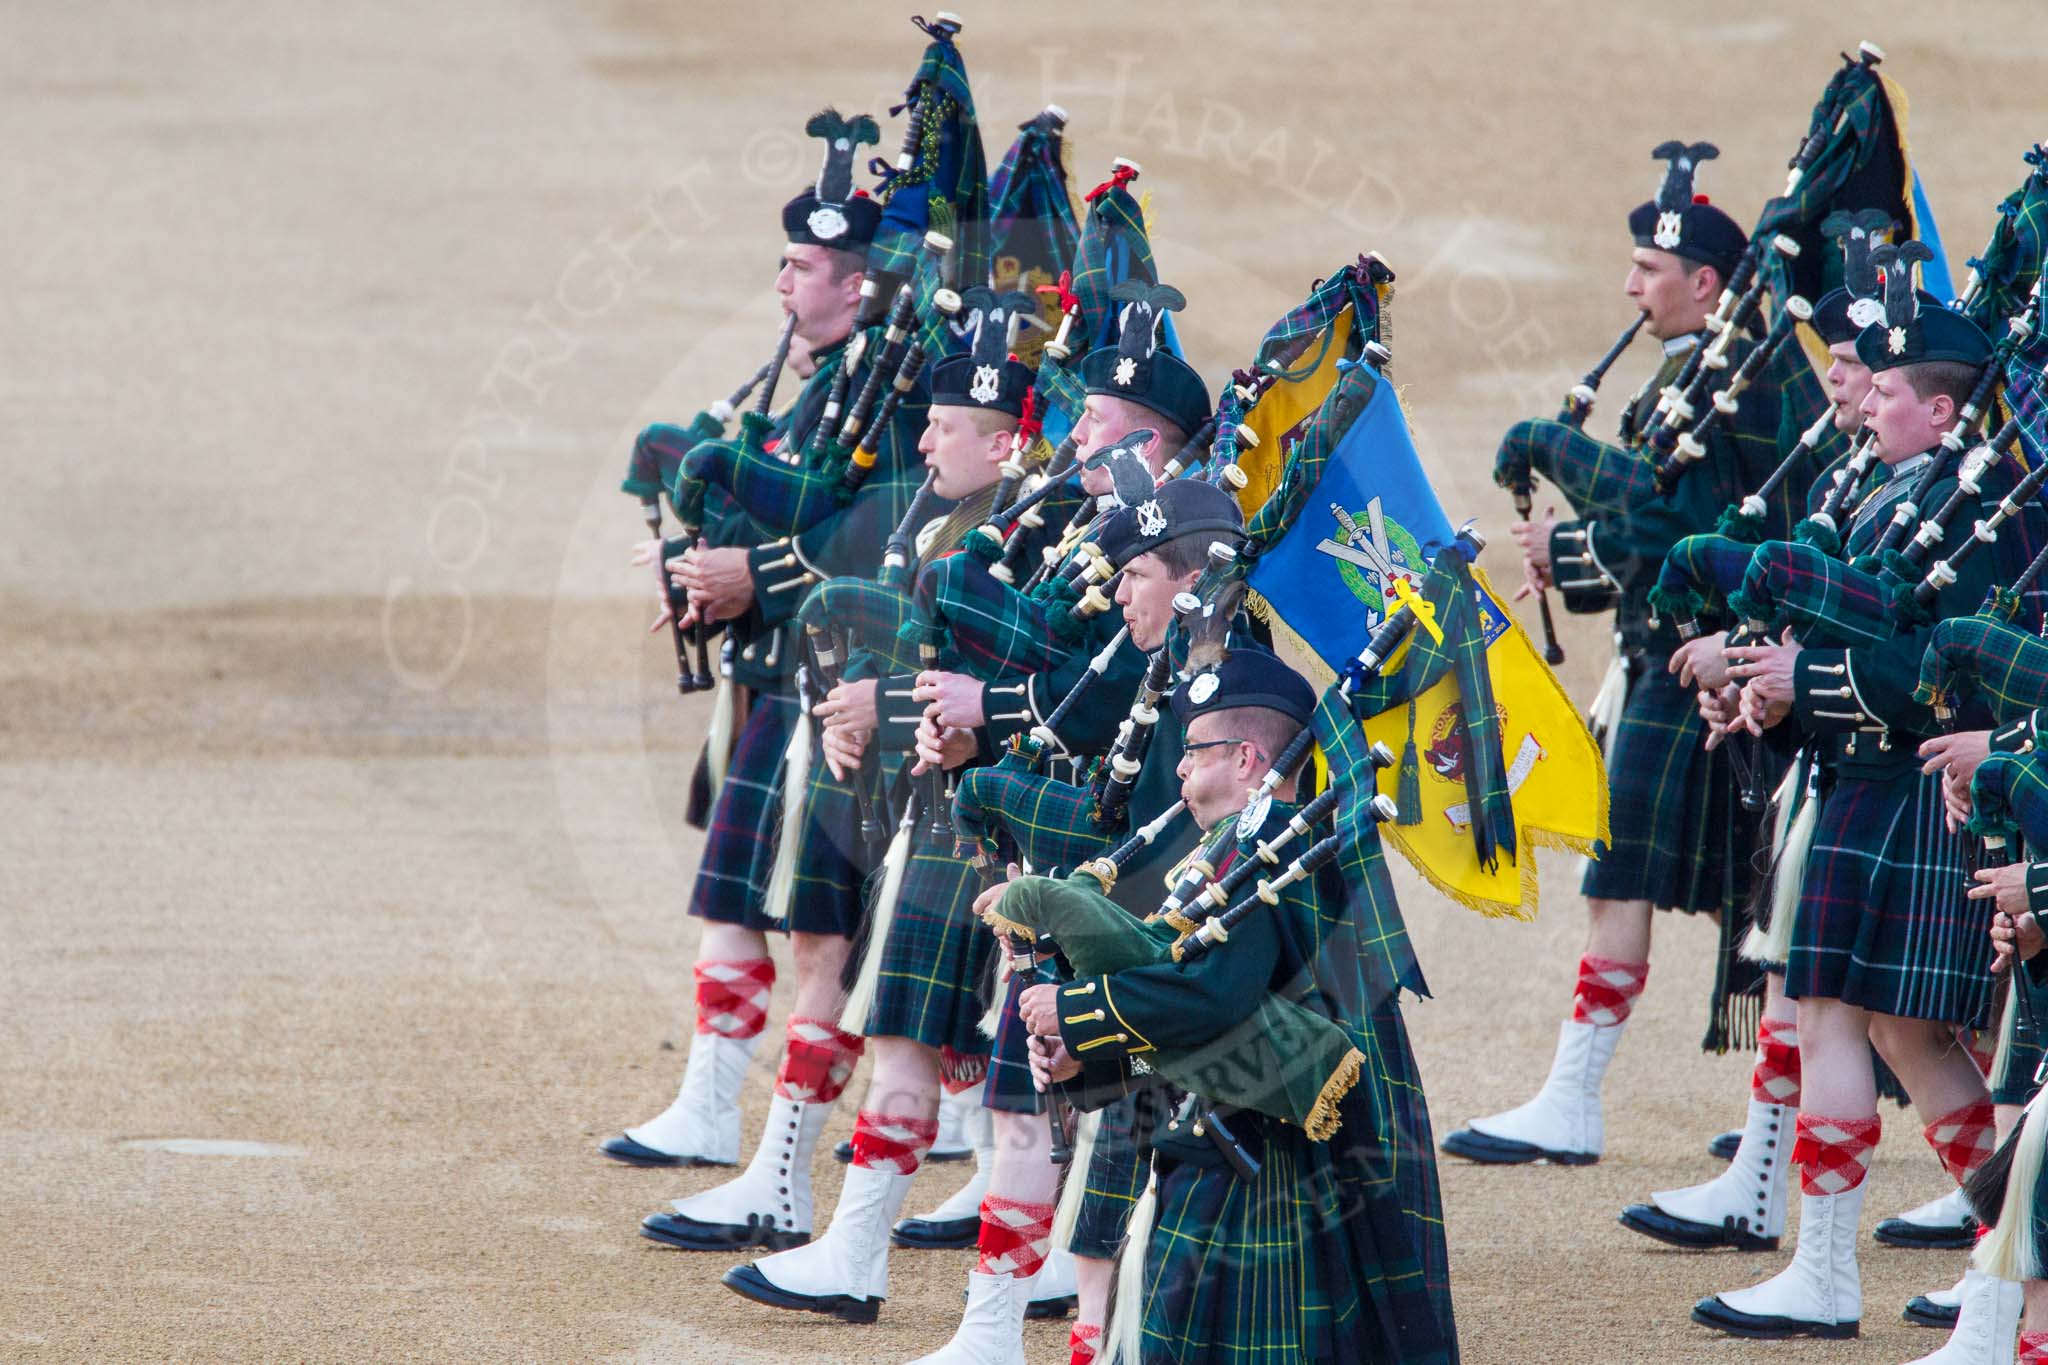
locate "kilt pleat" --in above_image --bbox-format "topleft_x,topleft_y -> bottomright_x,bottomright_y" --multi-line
863,839 -> 996,1054
786,759 -> 875,940
1580,661 -> 1773,916
1068,1093 -> 1149,1261
1786,766 -> 1992,1025
687,694 -> 796,929
982,965 -> 1045,1115
1141,1097 -> 1455,1363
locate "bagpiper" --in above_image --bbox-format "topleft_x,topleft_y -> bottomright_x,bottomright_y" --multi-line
1457,139 -> 1834,1170
1012,644 -> 1458,1362
1693,271 -> 2006,1342
616,109 -> 930,1253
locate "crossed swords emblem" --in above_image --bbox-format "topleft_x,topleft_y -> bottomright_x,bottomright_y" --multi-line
1314,498 -> 1412,616
1316,499 -> 1548,823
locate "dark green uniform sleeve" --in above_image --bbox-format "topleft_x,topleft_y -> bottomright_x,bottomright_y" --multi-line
981,621 -> 1148,756
1993,711 -> 2045,755
1054,895 -> 1284,1066
874,671 -> 923,755
2026,860 -> 2048,918
1549,519 -> 1620,614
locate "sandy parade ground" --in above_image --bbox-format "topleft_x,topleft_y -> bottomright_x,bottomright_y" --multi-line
9,2 -> 2048,1360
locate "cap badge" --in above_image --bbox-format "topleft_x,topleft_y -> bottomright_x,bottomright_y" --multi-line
1136,499 -> 1167,537
1652,211 -> 1684,251
1113,355 -> 1137,387
1235,791 -> 1272,842
970,364 -> 1001,404
1888,324 -> 1908,356
1188,672 -> 1219,705
1847,297 -> 1886,330
806,205 -> 848,241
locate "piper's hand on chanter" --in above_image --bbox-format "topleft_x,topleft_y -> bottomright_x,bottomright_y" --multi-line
911,718 -> 976,776
635,538 -> 676,632
1940,765 -> 1974,833
1698,683 -> 1741,750
1919,729 -> 1991,783
972,863 -> 1022,933
820,722 -> 870,781
675,545 -> 754,625
1726,630 -> 1797,734
815,678 -> 878,733
1508,505 -> 1559,602
1027,1034 -> 1080,1092
914,670 -> 986,729
1734,680 -> 1791,736
1990,906 -> 2043,973
1972,863 -> 2031,922
1018,982 -> 1059,1037
1671,631 -> 1733,690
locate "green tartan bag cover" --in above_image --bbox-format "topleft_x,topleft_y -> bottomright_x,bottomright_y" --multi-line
987,874 -> 1370,1140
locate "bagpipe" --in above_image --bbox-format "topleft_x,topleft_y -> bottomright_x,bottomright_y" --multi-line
979,797 -> 1397,1147
1725,310 -> 2046,655
1495,41 -> 1901,556
1916,546 -> 2048,727
1516,311 -> 1646,663
675,233 -> 959,545
1646,188 -> 2048,654
949,547 -> 1240,880
626,349 -> 782,695
907,422 -> 1242,694
1649,200 -> 2047,651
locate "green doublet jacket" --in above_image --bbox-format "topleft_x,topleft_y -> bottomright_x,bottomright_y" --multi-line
1549,332 -> 1833,656
669,330 -> 928,698
1788,453 -> 2001,781
1054,802 -> 1350,1105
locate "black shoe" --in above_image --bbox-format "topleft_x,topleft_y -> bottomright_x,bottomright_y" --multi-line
1440,1127 -> 1597,1166
721,1263 -> 882,1323
892,1214 -> 980,1249
832,1139 -> 853,1164
600,1134 -> 732,1168
1706,1129 -> 1740,1162
1691,1295 -> 1859,1340
1619,1203 -> 1778,1252
1026,1293 -> 1077,1321
1874,1215 -> 1978,1250
1902,1294 -> 1962,1329
639,1210 -> 809,1253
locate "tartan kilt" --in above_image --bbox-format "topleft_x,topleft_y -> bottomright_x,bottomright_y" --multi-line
784,748 -> 876,940
983,964 -> 1046,1115
863,835 -> 996,1054
1580,661 -> 1768,915
688,693 -> 796,929
1142,1085 -> 1455,1363
1067,1093 -> 1150,1262
1990,975 -> 2046,1108
1786,766 -> 1991,1025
